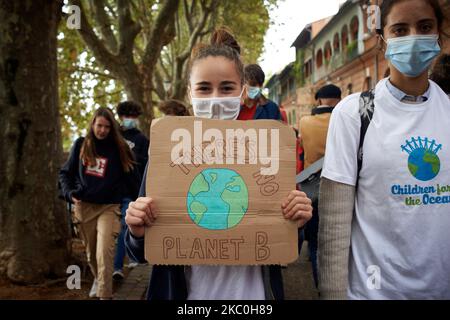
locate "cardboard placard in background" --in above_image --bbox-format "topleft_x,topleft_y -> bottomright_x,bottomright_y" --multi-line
145,117 -> 298,265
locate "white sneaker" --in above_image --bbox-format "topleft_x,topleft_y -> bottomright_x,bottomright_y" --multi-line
127,262 -> 139,269
89,279 -> 98,298
113,270 -> 124,280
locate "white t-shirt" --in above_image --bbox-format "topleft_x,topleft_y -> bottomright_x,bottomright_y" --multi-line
322,78 -> 450,299
186,265 -> 265,300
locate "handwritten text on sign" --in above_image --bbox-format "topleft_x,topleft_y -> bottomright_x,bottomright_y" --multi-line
145,117 -> 298,265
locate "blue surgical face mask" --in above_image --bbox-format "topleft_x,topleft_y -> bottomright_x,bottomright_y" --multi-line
248,86 -> 262,99
122,118 -> 138,129
385,34 -> 441,77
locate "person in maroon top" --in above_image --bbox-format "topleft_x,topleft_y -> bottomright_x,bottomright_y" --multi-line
294,128 -> 304,175
238,64 -> 282,121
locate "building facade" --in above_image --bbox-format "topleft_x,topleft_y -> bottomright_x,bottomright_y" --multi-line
266,0 -> 449,130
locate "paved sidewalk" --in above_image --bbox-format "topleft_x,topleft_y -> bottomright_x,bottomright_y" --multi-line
283,241 -> 319,300
114,264 -> 152,300
113,241 -> 319,300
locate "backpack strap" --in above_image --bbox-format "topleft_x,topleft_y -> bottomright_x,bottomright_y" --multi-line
357,89 -> 375,187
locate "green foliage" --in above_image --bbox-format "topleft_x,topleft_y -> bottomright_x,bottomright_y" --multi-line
219,0 -> 275,64
157,0 -> 277,100
58,21 -> 125,150
293,49 -> 305,87
346,40 -> 358,60
58,0 -> 279,149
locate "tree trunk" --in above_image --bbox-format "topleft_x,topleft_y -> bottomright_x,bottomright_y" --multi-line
171,56 -> 189,101
0,0 -> 70,284
121,70 -> 154,138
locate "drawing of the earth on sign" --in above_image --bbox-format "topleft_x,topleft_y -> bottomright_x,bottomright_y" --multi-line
187,168 -> 249,230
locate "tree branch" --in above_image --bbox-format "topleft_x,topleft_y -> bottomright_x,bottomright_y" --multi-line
117,0 -> 141,57
105,2 -> 118,20
139,0 -> 154,26
177,0 -> 218,63
70,0 -> 120,75
94,89 -> 122,100
183,0 -> 193,33
158,58 -> 171,81
71,66 -> 117,79
142,0 -> 181,70
153,68 -> 166,100
169,0 -> 219,99
190,0 -> 198,20
90,0 -> 118,54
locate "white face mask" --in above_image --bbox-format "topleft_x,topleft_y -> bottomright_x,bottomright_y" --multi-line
191,90 -> 243,120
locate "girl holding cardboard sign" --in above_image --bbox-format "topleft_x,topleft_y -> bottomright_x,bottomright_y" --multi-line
124,28 -> 313,300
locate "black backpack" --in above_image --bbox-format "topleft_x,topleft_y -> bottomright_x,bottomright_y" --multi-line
357,89 -> 375,185
297,89 -> 375,196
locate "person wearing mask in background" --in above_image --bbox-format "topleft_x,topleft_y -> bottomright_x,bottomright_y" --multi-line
298,84 -> 341,288
319,0 -> 450,299
124,27 -> 313,300
430,53 -> 450,97
238,64 -> 282,121
59,107 -> 137,299
113,101 -> 149,280
158,99 -> 190,116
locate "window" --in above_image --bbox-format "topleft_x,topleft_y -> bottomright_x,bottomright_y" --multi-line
324,41 -> 332,62
350,16 -> 359,41
333,33 -> 340,53
341,25 -> 349,50
303,59 -> 314,82
316,49 -> 323,68
281,83 -> 288,102
304,59 -> 312,78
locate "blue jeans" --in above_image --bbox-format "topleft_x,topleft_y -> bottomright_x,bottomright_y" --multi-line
114,198 -> 135,271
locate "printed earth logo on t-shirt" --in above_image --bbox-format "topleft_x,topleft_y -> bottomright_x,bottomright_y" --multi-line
401,136 -> 441,181
392,136 -> 449,207
85,157 -> 108,178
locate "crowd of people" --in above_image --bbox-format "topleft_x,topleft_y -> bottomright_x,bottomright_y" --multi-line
59,0 -> 449,300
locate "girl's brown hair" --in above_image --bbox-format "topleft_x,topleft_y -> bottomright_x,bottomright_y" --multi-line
80,107 -> 135,172
158,99 -> 190,116
189,27 -> 244,85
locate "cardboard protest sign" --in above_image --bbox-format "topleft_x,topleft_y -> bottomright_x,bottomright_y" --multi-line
145,117 -> 298,265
